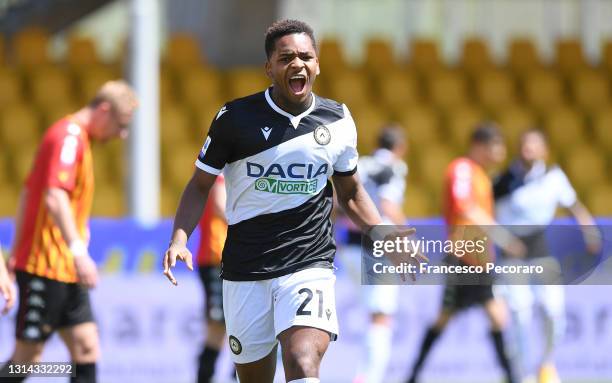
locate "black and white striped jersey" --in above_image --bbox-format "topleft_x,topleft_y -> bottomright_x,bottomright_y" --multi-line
196,88 -> 358,281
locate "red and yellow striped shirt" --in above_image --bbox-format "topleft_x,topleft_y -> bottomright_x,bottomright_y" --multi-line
13,117 -> 94,283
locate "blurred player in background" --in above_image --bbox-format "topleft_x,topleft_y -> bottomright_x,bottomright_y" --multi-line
494,129 -> 602,383
337,125 -> 408,383
0,81 -> 137,383
163,19 -> 421,383
405,124 -> 523,383
195,174 -> 233,383
0,246 -> 16,315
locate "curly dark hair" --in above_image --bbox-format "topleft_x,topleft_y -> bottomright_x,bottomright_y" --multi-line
264,19 -> 316,58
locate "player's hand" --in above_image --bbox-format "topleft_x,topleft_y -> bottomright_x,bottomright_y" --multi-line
383,228 -> 429,282
74,255 -> 98,288
163,241 -> 193,286
505,238 -> 527,259
0,270 -> 16,315
583,226 -> 603,255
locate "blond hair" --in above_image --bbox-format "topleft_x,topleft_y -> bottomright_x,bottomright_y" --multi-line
90,80 -> 138,115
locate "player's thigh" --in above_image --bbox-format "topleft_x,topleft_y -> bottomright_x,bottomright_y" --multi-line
234,345 -> 278,383
483,297 -> 508,330
533,284 -> 565,318
222,279 -> 277,365
57,283 -> 99,362
273,268 -> 339,342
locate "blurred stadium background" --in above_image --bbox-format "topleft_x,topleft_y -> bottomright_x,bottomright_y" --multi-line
0,0 -> 611,382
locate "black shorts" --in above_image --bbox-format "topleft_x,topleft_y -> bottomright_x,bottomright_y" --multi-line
15,271 -> 94,342
441,255 -> 495,311
198,265 -> 224,322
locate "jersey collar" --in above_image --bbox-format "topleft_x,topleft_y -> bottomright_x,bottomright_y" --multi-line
264,88 -> 316,129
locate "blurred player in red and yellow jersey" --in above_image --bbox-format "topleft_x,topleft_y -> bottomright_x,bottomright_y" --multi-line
2,81 -> 137,383
196,175 -> 231,383
405,123 -> 524,383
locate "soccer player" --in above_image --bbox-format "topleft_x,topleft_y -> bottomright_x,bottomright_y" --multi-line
1,81 -> 137,383
195,174 -> 231,383
405,124 -> 523,383
494,129 -> 602,383
337,125 -> 409,383
163,20 -> 421,383
0,247 -> 16,315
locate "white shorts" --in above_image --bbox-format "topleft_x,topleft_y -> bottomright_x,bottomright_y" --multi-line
222,267 -> 339,364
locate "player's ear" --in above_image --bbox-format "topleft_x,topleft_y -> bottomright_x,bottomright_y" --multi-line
265,60 -> 273,80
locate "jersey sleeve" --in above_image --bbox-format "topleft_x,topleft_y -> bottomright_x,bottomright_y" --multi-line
195,105 -> 232,175
448,161 -> 477,214
44,129 -> 85,192
554,167 -> 578,208
333,104 -> 359,176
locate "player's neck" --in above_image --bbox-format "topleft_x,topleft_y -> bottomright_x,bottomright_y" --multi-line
270,87 -> 312,116
467,151 -> 487,169
72,107 -> 94,133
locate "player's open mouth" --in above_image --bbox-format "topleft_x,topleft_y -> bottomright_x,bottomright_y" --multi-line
289,74 -> 307,94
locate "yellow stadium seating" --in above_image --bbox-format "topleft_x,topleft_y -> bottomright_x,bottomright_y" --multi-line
0,182 -> 19,217
193,104 -> 223,137
416,143 -> 456,193
475,70 -> 517,112
523,70 -> 566,112
160,105 -> 193,147
75,65 -> 118,103
563,145 -> 608,195
0,104 -> 41,147
364,38 -> 398,73
570,70 -> 610,113
593,108 -> 612,152
67,36 -> 100,66
91,184 -> 125,217
40,100 -> 78,127
29,66 -> 74,110
556,39 -> 589,75
587,184 -> 612,216
0,36 -> 4,64
542,107 -> 586,152
225,67 -> 270,100
11,145 -> 37,185
603,40 -> 612,74
396,106 -> 440,146
0,67 -> 24,105
318,38 -> 348,74
351,108 -> 390,154
178,67 -> 223,110
165,34 -> 205,69
404,185 -> 434,218
326,70 -> 371,110
508,38 -> 542,75
159,68 -> 176,106
445,105 -> 486,148
13,28 -> 50,67
427,70 -> 469,109
495,106 -> 537,150
161,183 -> 181,217
461,38 -> 495,74
92,145 -> 119,186
162,145 -> 200,190
408,39 -> 442,73
376,70 -> 420,112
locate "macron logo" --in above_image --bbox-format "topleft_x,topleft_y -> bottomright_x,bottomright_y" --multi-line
261,126 -> 272,141
216,106 -> 228,120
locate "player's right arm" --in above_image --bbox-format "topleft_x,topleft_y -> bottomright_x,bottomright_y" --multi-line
164,105 -> 232,285
45,187 -> 98,288
163,170 -> 217,285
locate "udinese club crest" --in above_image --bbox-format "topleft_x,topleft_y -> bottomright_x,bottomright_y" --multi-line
229,335 -> 242,355
314,125 -> 331,145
